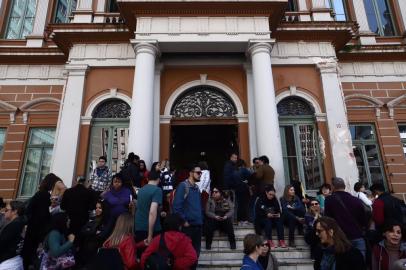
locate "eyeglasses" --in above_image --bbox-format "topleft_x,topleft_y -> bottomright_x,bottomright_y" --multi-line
311,203 -> 319,206
194,171 -> 202,175
260,243 -> 269,247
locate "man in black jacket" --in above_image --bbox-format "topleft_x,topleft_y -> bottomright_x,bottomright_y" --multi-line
0,200 -> 25,268
61,176 -> 95,236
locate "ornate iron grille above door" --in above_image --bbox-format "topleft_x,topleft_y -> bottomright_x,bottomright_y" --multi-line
171,85 -> 237,118
92,99 -> 131,118
277,96 -> 315,116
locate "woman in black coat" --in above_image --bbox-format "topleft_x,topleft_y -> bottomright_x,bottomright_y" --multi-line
314,217 -> 366,270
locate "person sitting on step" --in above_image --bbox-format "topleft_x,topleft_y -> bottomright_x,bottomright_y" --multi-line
205,187 -> 236,250
254,185 -> 286,248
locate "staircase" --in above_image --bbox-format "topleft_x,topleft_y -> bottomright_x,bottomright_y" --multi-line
198,225 -> 314,270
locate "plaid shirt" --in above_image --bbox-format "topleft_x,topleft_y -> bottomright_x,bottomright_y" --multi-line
90,166 -> 112,192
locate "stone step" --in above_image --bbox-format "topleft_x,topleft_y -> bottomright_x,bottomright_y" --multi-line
200,249 -> 311,261
201,236 -> 307,250
197,258 -> 314,270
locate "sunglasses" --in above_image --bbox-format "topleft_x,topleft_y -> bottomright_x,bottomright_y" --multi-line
260,243 -> 269,247
194,171 -> 202,175
311,203 -> 319,206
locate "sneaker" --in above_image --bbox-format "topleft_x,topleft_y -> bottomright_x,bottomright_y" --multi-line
267,240 -> 275,248
278,240 -> 287,248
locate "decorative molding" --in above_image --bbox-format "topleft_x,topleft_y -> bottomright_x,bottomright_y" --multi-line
271,42 -> 336,58
387,94 -> 406,119
20,97 -> 61,111
164,79 -> 244,116
344,94 -> 384,119
132,41 -> 160,57
200,74 -> 207,84
236,114 -> 249,123
159,115 -> 173,124
135,16 -> 271,41
339,62 -> 406,82
316,60 -> 338,74
0,101 -> 17,124
0,65 -> 65,81
84,89 -> 132,118
22,112 -> 28,124
69,44 -> 136,61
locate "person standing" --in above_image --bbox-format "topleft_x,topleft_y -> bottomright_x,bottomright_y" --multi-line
0,198 -> 6,233
90,156 -> 112,195
223,153 -> 238,189
0,201 -> 25,270
22,173 -> 56,269
61,176 -> 95,236
121,153 -> 141,192
255,156 -> 275,194
370,183 -> 404,234
324,177 -> 368,259
102,173 -> 131,225
134,170 -> 163,244
173,163 -> 203,267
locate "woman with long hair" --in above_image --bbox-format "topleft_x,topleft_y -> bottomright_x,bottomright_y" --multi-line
103,213 -> 140,270
40,212 -> 75,270
138,160 -> 149,187
280,185 -> 305,247
315,217 -> 366,270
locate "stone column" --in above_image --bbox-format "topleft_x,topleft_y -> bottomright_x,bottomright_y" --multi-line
243,63 -> 258,160
51,64 -> 89,187
152,64 -> 163,165
311,0 -> 332,21
128,42 -> 159,168
72,0 -> 93,23
353,0 -> 376,44
317,60 -> 359,190
26,0 -> 50,47
247,42 -> 286,196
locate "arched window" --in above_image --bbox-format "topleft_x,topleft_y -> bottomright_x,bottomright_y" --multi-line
92,99 -> 131,118
171,85 -> 237,118
278,97 -> 323,191
88,99 -> 130,175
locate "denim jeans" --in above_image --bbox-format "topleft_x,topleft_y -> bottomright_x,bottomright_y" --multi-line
264,217 -> 284,241
351,237 -> 366,261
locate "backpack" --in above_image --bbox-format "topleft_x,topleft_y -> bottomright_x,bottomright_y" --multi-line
169,181 -> 190,208
144,233 -> 174,270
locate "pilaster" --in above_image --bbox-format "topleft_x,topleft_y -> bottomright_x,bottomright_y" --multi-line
311,0 -> 333,21
353,0 -> 376,45
26,0 -> 50,47
72,0 -> 93,23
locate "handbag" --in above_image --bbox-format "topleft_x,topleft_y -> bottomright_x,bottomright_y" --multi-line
40,250 -> 75,270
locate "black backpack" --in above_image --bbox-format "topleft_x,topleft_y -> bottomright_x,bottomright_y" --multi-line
145,233 -> 174,270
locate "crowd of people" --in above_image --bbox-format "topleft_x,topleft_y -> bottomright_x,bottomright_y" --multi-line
0,152 -> 405,270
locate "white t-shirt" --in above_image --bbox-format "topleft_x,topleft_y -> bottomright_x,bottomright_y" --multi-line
197,169 -> 211,194
355,191 -> 373,207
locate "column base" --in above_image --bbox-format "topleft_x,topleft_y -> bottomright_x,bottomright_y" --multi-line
72,10 -> 93,23
358,33 -> 376,45
311,9 -> 333,21
26,36 -> 44,47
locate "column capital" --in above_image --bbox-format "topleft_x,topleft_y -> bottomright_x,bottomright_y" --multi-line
247,40 -> 275,57
316,60 -> 338,74
131,40 -> 160,58
65,64 -> 89,76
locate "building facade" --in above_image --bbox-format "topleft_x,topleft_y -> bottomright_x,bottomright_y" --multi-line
0,0 -> 405,200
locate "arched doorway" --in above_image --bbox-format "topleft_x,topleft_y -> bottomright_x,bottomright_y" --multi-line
87,99 -> 130,175
169,85 -> 239,186
277,97 -> 324,191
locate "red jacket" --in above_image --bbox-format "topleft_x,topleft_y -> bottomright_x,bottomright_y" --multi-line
140,231 -> 197,270
104,235 -> 145,270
